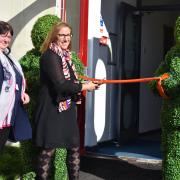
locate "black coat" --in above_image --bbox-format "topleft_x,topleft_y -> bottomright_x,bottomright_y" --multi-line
34,49 -> 82,149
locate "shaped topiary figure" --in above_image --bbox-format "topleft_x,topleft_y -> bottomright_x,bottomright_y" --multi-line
149,16 -> 180,180
20,14 -> 84,179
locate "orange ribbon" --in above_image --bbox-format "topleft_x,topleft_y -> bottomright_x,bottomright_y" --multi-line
156,73 -> 170,99
78,73 -> 170,99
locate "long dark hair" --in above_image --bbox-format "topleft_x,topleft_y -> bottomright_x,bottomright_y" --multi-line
0,21 -> 13,36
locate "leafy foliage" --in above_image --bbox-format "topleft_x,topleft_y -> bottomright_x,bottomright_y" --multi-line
71,51 -> 85,77
20,49 -> 41,175
149,17 -> 180,180
54,149 -> 67,180
0,146 -> 24,179
22,172 -> 36,180
174,16 -> 180,43
20,49 -> 41,121
31,14 -> 59,51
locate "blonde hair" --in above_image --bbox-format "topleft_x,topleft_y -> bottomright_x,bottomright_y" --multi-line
40,22 -> 72,53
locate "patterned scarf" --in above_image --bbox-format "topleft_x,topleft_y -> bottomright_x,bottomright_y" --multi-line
0,49 -> 26,129
49,42 -> 78,112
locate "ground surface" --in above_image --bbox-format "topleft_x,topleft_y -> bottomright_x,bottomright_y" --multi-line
79,155 -> 162,180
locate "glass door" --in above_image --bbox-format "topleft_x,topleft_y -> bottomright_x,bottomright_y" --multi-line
118,2 -> 141,144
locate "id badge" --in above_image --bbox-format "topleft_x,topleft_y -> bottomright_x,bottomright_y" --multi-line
15,84 -> 19,90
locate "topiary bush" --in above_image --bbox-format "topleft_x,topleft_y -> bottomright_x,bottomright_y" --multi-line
71,51 -> 85,76
20,15 -> 60,176
31,15 -> 60,51
54,149 -> 67,180
0,146 -> 24,179
174,16 -> 180,44
20,14 -> 85,179
149,16 -> 180,180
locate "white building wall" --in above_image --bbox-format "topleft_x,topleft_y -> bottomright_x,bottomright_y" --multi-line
0,0 -> 57,60
85,0 -> 137,146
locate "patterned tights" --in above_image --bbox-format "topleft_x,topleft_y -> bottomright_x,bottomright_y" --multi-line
36,147 -> 80,180
36,148 -> 55,180
66,147 -> 80,180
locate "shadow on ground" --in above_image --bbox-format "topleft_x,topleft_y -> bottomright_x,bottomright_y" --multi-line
80,155 -> 162,180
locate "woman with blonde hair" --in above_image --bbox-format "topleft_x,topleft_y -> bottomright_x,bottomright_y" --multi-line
34,22 -> 100,180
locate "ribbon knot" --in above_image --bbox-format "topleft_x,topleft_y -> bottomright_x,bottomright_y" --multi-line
156,73 -> 170,99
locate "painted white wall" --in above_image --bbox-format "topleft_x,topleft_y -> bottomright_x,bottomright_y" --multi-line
0,0 -> 57,60
139,12 -> 177,133
85,0 -> 102,146
85,0 -> 137,146
94,59 -> 107,142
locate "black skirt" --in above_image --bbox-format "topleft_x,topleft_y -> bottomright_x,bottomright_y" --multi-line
34,90 -> 80,149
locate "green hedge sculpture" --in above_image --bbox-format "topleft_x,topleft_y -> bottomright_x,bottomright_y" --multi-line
31,15 -> 60,51
20,14 -> 85,179
149,16 -> 180,180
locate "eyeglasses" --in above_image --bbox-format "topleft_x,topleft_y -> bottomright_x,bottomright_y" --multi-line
0,34 -> 12,39
57,34 -> 72,39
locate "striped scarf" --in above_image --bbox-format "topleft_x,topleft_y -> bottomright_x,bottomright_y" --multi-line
49,43 -> 78,112
0,50 -> 26,129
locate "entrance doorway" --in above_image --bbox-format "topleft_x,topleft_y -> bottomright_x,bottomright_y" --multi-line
118,2 -> 179,143
85,1 -> 179,162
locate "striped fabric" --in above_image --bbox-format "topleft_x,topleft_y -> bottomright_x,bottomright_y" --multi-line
49,43 -> 78,112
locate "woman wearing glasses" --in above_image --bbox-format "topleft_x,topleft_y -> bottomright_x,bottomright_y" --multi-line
0,21 -> 31,150
34,22 -> 100,180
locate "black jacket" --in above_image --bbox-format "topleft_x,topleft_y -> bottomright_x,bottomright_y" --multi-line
34,49 -> 82,148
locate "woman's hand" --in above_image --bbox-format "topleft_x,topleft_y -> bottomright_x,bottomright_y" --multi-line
21,92 -> 30,104
82,81 -> 101,91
